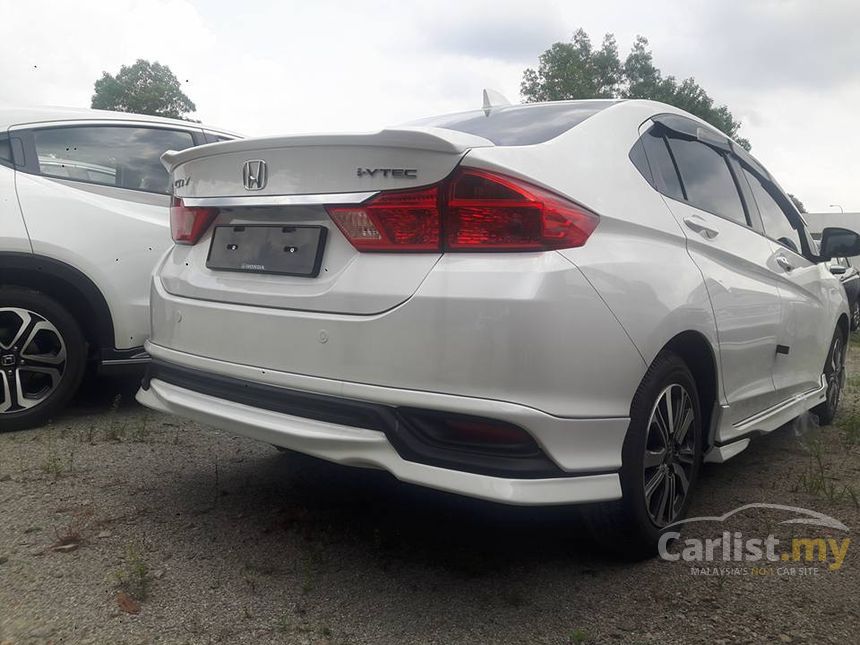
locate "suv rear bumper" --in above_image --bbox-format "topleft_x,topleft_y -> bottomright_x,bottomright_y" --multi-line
137,344 -> 626,506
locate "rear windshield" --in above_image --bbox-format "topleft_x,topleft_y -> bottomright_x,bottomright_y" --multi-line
407,100 -> 618,146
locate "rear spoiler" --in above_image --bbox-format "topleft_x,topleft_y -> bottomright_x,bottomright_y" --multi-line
161,127 -> 494,172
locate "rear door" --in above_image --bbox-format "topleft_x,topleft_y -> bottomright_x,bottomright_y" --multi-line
12,122 -> 201,349
640,119 -> 783,425
736,162 -> 836,399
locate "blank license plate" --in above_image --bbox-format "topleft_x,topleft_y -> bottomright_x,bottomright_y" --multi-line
206,225 -> 327,277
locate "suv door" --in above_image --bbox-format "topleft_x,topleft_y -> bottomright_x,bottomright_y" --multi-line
639,119 -> 783,426
11,123 -> 200,351
736,162 -> 838,400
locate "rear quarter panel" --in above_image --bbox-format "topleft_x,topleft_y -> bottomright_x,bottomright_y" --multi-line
462,102 -> 724,407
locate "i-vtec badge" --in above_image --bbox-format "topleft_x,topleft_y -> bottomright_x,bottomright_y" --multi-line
356,168 -> 417,178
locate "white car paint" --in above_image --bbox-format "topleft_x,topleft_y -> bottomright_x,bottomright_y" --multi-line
0,107 -> 238,356
138,99 -> 848,508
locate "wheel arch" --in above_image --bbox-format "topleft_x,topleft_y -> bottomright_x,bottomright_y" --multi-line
837,312 -> 849,339
659,330 -> 719,453
0,252 -> 114,354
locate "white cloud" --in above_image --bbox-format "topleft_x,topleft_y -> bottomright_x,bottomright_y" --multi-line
0,0 -> 857,211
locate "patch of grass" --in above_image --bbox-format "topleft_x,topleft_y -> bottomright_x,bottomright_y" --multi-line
41,440 -> 74,478
794,436 -> 859,507
837,412 -> 860,447
275,613 -> 292,634
569,628 -> 591,644
114,543 -> 151,600
128,414 -> 151,443
104,394 -> 127,441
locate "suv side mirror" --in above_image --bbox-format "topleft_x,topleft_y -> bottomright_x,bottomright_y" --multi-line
820,227 -> 860,261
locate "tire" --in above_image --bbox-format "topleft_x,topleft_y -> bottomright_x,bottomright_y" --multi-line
851,301 -> 860,332
811,326 -> 847,426
583,351 -> 703,559
0,287 -> 87,432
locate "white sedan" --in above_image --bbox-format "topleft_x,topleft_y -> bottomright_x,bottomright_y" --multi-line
137,96 -> 857,555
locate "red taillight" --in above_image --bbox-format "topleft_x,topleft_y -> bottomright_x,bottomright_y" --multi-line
326,187 -> 440,251
325,169 -> 598,252
170,197 -> 218,245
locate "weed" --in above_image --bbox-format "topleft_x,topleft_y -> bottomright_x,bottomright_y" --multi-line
41,440 -> 73,478
794,436 -> 860,508
570,628 -> 590,644
128,414 -> 151,443
837,412 -> 860,447
275,613 -> 292,634
114,543 -> 151,600
105,394 -> 127,441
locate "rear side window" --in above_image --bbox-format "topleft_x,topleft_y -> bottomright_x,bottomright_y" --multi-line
32,126 -> 195,194
0,133 -> 12,166
667,136 -> 747,226
742,167 -> 803,254
638,129 -> 685,202
406,101 -> 617,146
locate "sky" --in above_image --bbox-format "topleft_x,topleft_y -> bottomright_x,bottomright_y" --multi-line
1,0 -> 858,212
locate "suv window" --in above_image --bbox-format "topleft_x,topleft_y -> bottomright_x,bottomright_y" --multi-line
666,135 -> 748,226
741,167 -> 803,254
406,101 -> 618,146
32,126 -> 195,194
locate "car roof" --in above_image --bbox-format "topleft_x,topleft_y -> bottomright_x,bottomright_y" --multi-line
0,105 -> 238,137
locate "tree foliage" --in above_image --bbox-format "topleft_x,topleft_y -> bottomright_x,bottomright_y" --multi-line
788,193 -> 807,213
91,59 -> 196,119
522,30 -> 750,150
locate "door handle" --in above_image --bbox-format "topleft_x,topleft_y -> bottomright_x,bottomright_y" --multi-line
683,216 -> 719,239
776,255 -> 794,272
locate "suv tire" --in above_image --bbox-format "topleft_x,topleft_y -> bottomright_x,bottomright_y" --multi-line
0,287 -> 87,431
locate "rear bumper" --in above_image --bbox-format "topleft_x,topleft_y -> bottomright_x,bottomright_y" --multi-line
137,345 -> 626,506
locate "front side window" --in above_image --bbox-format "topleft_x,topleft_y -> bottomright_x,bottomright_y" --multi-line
32,126 -> 195,194
742,167 -> 803,254
667,136 -> 748,226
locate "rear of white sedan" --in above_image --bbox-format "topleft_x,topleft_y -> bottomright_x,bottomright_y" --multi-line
138,98 -> 782,555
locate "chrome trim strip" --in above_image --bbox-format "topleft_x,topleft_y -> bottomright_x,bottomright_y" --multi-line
182,192 -> 378,208
101,358 -> 151,366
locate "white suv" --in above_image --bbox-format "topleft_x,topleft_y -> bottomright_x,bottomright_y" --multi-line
137,99 -> 859,554
0,107 -> 236,430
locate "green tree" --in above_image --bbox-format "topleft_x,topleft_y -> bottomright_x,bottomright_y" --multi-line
522,31 -> 750,150
788,193 -> 807,213
91,59 -> 196,119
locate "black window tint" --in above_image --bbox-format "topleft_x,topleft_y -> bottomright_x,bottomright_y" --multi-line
742,167 -> 802,253
640,129 -> 684,201
0,133 -> 11,166
406,101 -> 617,146
32,126 -> 195,194
668,136 -> 747,225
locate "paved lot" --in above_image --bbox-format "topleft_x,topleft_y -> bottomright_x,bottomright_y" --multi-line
2,347 -> 860,644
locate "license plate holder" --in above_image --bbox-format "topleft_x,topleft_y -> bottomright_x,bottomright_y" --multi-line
206,225 -> 327,277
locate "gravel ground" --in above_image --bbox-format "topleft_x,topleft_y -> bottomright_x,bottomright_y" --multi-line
2,345 -> 860,644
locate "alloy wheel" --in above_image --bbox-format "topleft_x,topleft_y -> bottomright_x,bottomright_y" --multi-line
825,334 -> 845,413
852,303 -> 860,331
0,307 -> 67,414
642,384 -> 696,527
